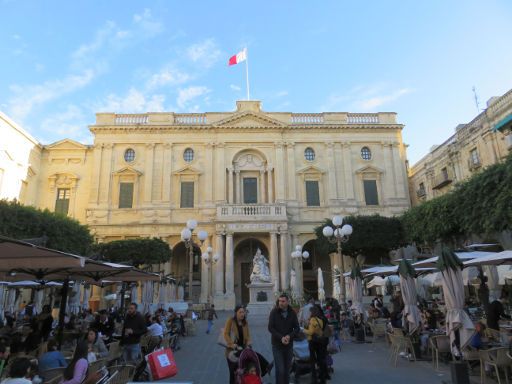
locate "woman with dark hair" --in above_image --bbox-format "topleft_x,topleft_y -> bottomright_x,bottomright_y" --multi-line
304,305 -> 328,384
223,306 -> 271,384
85,329 -> 109,362
61,340 -> 101,384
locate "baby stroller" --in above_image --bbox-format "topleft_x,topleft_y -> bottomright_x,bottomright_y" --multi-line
291,337 -> 311,383
235,348 -> 262,384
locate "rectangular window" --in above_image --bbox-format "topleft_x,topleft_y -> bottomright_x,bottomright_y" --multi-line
55,188 -> 70,215
119,182 -> 134,208
441,167 -> 448,180
180,182 -> 194,208
305,180 -> 320,206
363,180 -> 379,206
243,177 -> 258,204
470,148 -> 480,165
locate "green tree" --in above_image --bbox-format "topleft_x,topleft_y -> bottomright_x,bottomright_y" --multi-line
0,199 -> 93,254
93,238 -> 172,267
314,215 -> 405,264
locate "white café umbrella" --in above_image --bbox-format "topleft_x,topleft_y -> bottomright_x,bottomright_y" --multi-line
6,288 -> 17,314
398,259 -> 421,334
317,268 -> 325,303
414,251 -> 496,268
332,265 -> 341,302
166,281 -> 173,303
158,282 -> 167,308
82,284 -> 90,310
349,266 -> 364,315
130,284 -> 138,305
0,284 -> 6,318
68,283 -> 81,315
483,265 -> 500,302
177,284 -> 185,302
290,269 -> 299,301
34,289 -> 44,314
142,281 -> 154,314
438,249 -> 475,354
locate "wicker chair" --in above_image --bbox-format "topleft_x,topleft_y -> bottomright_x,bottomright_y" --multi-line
107,364 -> 136,384
44,375 -> 63,384
89,358 -> 108,373
479,347 -> 512,384
430,335 -> 452,370
369,322 -> 388,342
107,341 -> 122,364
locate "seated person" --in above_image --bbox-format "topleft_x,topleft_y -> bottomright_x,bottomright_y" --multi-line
92,310 -> 115,342
1,357 -> 32,384
38,339 -> 67,372
85,329 -> 109,362
147,316 -> 164,338
241,362 -> 261,384
61,341 -> 101,384
470,322 -> 486,350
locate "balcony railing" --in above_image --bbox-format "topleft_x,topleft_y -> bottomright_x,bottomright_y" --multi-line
115,114 -> 148,124
416,189 -> 426,198
174,114 -> 207,124
432,172 -> 454,190
468,159 -> 482,171
291,114 -> 324,124
217,204 -> 286,219
347,113 -> 379,124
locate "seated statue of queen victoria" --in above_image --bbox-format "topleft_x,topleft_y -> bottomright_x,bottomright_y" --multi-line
250,248 -> 271,283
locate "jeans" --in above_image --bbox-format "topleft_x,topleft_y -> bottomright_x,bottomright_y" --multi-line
272,345 -> 293,384
207,319 -> 213,334
123,343 -> 141,363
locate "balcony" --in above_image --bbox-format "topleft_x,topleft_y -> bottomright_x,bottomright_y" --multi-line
216,204 -> 287,221
416,188 -> 426,198
468,159 -> 482,171
432,171 -> 454,190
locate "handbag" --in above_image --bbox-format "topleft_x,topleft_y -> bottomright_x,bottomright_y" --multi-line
217,327 -> 228,348
311,318 -> 329,346
146,348 -> 178,380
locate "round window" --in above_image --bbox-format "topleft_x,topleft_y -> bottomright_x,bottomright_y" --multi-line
183,148 -> 194,162
361,146 -> 372,160
124,148 -> 135,162
304,147 -> 315,161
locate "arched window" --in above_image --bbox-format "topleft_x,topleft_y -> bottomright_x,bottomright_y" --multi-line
124,148 -> 135,162
361,146 -> 372,160
304,147 -> 315,161
183,148 -> 194,162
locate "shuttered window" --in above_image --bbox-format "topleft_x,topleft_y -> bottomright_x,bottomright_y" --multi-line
305,181 -> 320,206
119,183 -> 134,208
55,188 -> 70,215
363,180 -> 379,205
243,178 -> 258,204
180,182 -> 194,208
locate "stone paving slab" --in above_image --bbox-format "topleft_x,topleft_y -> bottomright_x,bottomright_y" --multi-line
163,311 -> 490,384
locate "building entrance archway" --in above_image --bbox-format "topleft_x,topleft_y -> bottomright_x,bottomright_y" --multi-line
234,238 -> 269,305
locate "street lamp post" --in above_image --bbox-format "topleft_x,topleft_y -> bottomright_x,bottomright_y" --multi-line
181,219 -> 208,302
291,245 -> 309,299
202,247 -> 219,304
322,215 -> 353,310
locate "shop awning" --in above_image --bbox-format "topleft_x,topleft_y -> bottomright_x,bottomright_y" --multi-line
493,113 -> 512,132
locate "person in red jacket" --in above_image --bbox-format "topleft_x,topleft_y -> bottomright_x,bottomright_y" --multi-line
242,363 -> 261,384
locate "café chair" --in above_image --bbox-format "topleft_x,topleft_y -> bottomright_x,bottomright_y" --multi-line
430,335 -> 452,370
479,347 -> 511,384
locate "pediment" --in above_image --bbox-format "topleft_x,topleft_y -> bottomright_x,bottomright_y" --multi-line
355,165 -> 383,174
46,139 -> 88,150
48,172 -> 79,188
173,165 -> 202,175
215,112 -> 286,128
112,166 -> 143,176
296,165 -> 326,174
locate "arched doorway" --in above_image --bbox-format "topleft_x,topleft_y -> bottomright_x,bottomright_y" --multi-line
302,240 -> 332,299
234,238 -> 269,305
171,242 -> 202,302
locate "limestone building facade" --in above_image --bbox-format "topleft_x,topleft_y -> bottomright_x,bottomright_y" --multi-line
409,89 -> 512,206
2,101 -> 410,309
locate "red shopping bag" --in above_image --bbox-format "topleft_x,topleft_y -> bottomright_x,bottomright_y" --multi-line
147,348 -> 178,380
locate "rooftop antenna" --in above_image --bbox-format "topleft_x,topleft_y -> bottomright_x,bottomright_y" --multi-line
472,86 -> 481,113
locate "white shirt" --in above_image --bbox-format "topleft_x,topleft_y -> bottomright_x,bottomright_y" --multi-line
1,378 -> 33,384
148,323 -> 164,337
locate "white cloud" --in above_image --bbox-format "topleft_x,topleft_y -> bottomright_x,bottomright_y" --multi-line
357,88 -> 411,110
177,86 -> 210,109
186,39 -> 221,68
40,104 -> 87,137
133,9 -> 164,37
96,88 -> 166,113
7,70 -> 95,122
145,66 -> 191,90
274,90 -> 288,98
230,84 -> 241,91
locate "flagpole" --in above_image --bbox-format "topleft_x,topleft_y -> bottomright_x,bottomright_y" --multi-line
245,48 -> 250,100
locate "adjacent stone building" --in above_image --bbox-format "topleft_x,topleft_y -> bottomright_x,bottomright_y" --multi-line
1,100 -> 410,308
409,89 -> 512,206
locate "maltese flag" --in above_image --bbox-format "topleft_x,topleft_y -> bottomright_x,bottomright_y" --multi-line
228,48 -> 247,66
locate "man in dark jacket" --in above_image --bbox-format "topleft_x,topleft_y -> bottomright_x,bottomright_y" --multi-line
93,310 -> 116,342
487,296 -> 511,330
268,294 -> 299,384
121,303 -> 147,363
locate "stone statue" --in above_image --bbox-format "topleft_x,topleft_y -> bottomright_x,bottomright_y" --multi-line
250,248 -> 271,283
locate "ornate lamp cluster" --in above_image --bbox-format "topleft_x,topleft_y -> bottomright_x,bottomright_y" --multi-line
180,219 -> 208,301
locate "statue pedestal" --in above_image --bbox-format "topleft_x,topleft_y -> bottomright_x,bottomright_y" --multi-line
246,282 -> 274,316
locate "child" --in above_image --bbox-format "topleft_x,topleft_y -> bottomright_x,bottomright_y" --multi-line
242,362 -> 261,384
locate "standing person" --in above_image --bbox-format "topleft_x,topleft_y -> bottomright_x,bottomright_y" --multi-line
486,294 -> 511,330
268,294 -> 299,384
121,303 -> 147,364
206,304 -> 217,334
303,305 -> 328,384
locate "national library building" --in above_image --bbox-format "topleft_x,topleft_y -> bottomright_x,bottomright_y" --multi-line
0,100 -> 411,309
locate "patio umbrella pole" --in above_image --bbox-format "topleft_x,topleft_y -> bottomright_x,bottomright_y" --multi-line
57,279 -> 70,349
119,282 -> 127,315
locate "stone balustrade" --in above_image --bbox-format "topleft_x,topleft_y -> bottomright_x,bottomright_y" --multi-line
488,89 -> 512,117
347,113 -> 379,124
291,114 -> 324,124
114,114 -> 149,124
174,114 -> 207,124
217,204 -> 286,219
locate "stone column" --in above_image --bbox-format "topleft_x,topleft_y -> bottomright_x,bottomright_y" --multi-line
286,142 -> 296,200
270,232 -> 280,293
274,143 -> 286,202
326,142 -> 337,200
205,143 -> 214,204
200,242 -> 209,303
225,233 -> 236,309
235,170 -> 241,203
214,233 -> 225,309
228,168 -> 234,203
144,143 -> 155,203
214,143 -> 226,202
267,166 -> 274,203
99,144 -> 113,205
279,231 -> 290,291
392,143 -> 407,199
260,169 -> 266,203
89,144 -> 104,204
161,144 -> 172,202
342,143 -> 355,199
382,142 -> 395,199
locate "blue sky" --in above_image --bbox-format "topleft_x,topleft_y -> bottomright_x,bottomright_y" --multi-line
1,0 -> 511,163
